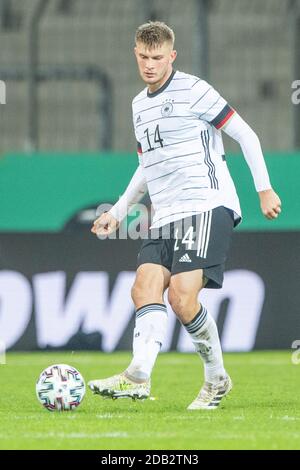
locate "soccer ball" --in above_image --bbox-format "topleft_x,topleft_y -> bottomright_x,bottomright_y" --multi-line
36,364 -> 86,411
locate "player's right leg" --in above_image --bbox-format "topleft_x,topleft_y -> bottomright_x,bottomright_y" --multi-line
88,259 -> 171,400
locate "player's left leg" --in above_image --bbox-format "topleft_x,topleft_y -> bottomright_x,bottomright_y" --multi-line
168,207 -> 235,409
168,270 -> 232,410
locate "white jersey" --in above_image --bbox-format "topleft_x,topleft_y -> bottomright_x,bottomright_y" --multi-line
132,70 -> 242,229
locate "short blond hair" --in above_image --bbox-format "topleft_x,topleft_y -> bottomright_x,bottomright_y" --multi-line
135,21 -> 175,49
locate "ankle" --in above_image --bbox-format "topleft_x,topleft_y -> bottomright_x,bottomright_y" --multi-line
124,369 -> 149,383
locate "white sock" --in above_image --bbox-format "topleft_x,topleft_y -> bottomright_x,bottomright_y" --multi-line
126,303 -> 168,382
184,306 -> 226,384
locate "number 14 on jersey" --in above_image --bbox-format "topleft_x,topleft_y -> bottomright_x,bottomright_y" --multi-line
144,124 -> 164,151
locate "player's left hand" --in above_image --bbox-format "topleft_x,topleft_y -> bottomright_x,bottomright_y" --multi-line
258,188 -> 282,220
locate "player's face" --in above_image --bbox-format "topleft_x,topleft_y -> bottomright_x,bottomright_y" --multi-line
134,41 -> 177,91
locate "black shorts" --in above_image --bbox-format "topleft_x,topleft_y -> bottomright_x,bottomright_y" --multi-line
136,206 -> 235,289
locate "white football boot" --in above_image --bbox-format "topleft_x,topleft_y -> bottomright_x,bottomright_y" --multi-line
88,372 -> 150,400
187,375 -> 232,410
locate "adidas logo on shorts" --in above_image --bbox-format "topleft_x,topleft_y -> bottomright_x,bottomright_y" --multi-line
179,253 -> 192,263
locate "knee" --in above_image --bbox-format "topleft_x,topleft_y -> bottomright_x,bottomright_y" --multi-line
131,280 -> 144,304
131,265 -> 170,308
168,286 -> 192,316
131,278 -> 162,305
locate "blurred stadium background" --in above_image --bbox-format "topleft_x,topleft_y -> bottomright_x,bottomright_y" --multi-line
1,0 -> 299,152
0,0 -> 299,354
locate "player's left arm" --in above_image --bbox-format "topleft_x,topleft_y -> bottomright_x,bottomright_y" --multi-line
189,79 -> 281,219
221,112 -> 281,220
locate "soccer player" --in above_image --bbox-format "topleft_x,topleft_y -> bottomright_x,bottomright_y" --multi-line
88,22 -> 281,409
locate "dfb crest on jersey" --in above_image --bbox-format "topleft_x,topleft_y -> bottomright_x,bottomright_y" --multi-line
161,99 -> 174,117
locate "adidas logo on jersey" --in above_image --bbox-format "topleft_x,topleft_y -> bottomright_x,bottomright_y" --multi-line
136,115 -> 142,124
179,253 -> 192,263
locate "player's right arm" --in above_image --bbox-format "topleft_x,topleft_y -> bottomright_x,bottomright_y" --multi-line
91,162 -> 147,236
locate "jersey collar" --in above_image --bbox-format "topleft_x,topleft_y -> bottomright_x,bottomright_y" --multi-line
147,69 -> 176,98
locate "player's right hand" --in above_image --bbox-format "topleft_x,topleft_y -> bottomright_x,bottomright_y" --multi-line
91,212 -> 119,236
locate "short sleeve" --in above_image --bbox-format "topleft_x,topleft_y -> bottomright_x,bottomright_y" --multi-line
190,79 -> 235,129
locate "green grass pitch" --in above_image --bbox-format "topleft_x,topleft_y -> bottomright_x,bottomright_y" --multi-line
0,351 -> 299,450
